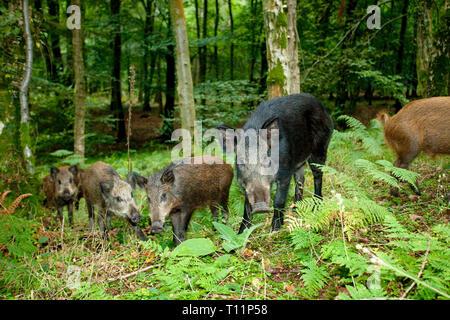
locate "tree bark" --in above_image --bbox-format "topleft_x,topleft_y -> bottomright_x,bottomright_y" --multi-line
214,0 -> 219,79
72,0 -> 86,163
110,0 -> 126,141
168,0 -> 196,136
20,0 -> 34,174
262,0 -> 290,98
142,0 -> 154,111
228,0 -> 234,80
287,0 -> 300,93
416,0 -> 436,97
48,0 -> 62,82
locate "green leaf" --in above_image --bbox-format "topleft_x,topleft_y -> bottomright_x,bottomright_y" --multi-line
38,236 -> 49,244
50,149 -> 73,157
172,238 -> 216,257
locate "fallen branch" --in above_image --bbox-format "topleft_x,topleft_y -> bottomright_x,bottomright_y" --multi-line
400,235 -> 431,299
106,264 -> 159,283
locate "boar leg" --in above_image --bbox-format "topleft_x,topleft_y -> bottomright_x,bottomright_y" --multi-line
87,201 -> 95,232
67,202 -> 74,227
210,205 -> 219,223
393,150 -> 421,195
170,210 -> 192,245
57,206 -> 64,224
128,221 -> 148,241
308,153 -> 327,199
294,164 -> 306,203
238,196 -> 253,234
271,176 -> 291,231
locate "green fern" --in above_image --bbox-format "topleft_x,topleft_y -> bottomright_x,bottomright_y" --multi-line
299,259 -> 330,295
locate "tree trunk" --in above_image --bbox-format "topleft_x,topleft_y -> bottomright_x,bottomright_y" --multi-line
262,0 -> 290,98
110,0 -> 126,141
416,0 -> 436,97
200,0 -> 208,85
214,0 -> 219,79
228,0 -> 234,80
394,0 -> 409,112
72,0 -> 86,163
249,0 -> 258,82
168,0 -> 196,136
142,0 -> 154,111
48,0 -> 62,82
287,0 -> 300,93
20,0 -> 34,174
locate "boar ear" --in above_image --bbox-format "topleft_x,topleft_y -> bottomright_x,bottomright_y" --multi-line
100,180 -> 114,197
261,117 -> 279,147
50,166 -> 59,180
127,172 -> 148,190
68,165 -> 78,177
160,168 -> 175,185
216,124 -> 237,154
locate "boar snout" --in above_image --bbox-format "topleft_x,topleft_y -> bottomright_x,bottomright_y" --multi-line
151,221 -> 164,234
251,202 -> 271,214
128,207 -> 142,224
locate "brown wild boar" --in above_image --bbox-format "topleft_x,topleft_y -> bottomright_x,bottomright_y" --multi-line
42,165 -> 81,226
128,155 -> 234,245
81,161 -> 147,241
378,96 -> 450,194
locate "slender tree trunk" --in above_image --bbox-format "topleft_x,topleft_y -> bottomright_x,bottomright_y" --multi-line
168,0 -> 196,136
199,0 -> 208,86
194,0 -> 201,86
416,0 -> 436,97
249,0 -> 257,82
20,0 -> 34,173
262,0 -> 289,98
228,0 -> 234,80
142,0 -> 154,111
287,0 -> 300,93
72,0 -> 86,163
394,0 -> 409,112
214,0 -> 219,79
110,0 -> 126,141
48,0 -> 62,82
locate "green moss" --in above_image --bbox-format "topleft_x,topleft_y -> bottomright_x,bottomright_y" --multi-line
280,31 -> 287,49
267,61 -> 286,87
276,11 -> 288,29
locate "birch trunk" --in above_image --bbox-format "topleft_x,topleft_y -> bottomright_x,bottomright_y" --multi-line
262,0 -> 290,98
168,0 -> 196,136
20,0 -> 34,174
72,0 -> 86,163
287,0 -> 300,93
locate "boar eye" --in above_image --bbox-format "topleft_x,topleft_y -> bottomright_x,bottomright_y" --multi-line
58,180 -> 61,185
69,178 -> 73,183
161,193 -> 167,201
115,197 -> 122,202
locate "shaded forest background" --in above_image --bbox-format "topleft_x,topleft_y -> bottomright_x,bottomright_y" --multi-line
0,0 -> 449,181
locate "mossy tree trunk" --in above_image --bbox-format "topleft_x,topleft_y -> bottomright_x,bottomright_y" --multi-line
72,0 -> 86,164
168,0 -> 196,137
20,0 -> 34,174
287,0 -> 300,94
262,0 -> 290,98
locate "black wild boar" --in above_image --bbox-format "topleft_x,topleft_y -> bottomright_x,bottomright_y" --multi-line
217,93 -> 333,233
129,155 -> 233,245
42,165 -> 81,227
81,161 -> 147,241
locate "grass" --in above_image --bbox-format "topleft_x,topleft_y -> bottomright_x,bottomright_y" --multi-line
0,123 -> 448,300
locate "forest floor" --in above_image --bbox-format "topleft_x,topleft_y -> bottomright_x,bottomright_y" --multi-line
1,114 -> 449,300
